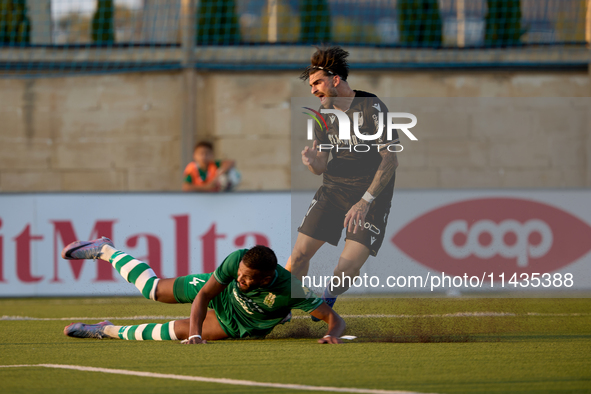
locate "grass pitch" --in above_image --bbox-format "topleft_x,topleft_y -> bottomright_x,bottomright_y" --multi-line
1,297 -> 590,393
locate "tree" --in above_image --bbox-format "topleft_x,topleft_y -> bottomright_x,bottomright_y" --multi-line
484,0 -> 523,46
92,0 -> 115,44
300,0 -> 331,44
0,0 -> 30,44
196,0 -> 240,45
397,0 -> 442,47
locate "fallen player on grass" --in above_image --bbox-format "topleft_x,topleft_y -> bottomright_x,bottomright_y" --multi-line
61,238 -> 345,344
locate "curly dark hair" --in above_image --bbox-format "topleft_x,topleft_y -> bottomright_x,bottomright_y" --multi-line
242,245 -> 277,275
300,46 -> 350,82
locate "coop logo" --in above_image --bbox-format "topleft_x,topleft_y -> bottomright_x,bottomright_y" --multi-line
392,198 -> 591,277
302,107 -> 417,152
441,219 -> 552,267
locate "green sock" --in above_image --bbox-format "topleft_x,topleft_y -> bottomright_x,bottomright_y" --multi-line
109,251 -> 159,300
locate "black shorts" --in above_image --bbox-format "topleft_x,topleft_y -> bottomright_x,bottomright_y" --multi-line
298,185 -> 393,256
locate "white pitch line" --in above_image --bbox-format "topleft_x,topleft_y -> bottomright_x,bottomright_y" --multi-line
0,315 -> 188,321
2,312 -> 589,321
297,312 -> 591,319
0,364 -> 433,394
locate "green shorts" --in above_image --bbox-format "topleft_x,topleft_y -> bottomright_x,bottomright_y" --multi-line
173,274 -> 247,338
173,273 -> 214,303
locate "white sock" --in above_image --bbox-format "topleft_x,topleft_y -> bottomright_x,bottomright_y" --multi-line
103,324 -> 122,338
100,244 -> 116,261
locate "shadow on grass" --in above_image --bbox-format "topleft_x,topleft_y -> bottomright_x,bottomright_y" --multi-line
266,312 -> 591,343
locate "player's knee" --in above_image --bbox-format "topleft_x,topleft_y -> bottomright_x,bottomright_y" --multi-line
153,279 -> 177,303
291,250 -> 312,267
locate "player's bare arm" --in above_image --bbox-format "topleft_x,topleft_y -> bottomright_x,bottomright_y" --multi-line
368,149 -> 399,197
344,150 -> 398,234
302,140 -> 329,175
185,275 -> 227,344
310,303 -> 346,344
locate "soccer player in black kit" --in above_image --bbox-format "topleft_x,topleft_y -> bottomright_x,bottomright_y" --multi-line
286,46 -> 399,317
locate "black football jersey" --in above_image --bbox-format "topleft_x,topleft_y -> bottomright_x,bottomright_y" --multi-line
314,90 -> 399,192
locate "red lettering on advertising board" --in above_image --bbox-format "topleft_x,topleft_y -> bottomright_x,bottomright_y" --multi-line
15,224 -> 44,283
126,234 -> 162,278
201,223 -> 226,273
234,233 -> 270,247
4,213 -> 274,287
51,220 -> 116,282
172,215 -> 190,277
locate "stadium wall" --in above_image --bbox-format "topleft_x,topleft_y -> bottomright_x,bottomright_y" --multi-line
0,68 -> 589,192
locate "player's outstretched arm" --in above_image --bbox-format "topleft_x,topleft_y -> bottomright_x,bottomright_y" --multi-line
310,303 -> 346,344
302,140 -> 329,175
185,276 -> 227,344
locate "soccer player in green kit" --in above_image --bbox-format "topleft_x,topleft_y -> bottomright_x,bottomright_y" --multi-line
61,237 -> 345,344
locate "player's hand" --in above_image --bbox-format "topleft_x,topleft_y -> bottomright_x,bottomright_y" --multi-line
344,199 -> 370,234
318,335 -> 343,344
302,140 -> 318,167
182,337 -> 207,345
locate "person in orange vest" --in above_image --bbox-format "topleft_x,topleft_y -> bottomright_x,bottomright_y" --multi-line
182,141 -> 237,192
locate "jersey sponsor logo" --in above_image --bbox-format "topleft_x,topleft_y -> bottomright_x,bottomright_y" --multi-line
327,133 -> 361,147
329,115 -> 336,124
391,197 -> 591,278
263,292 -> 276,307
372,114 -> 380,129
372,103 -> 381,112
232,288 -> 265,314
371,236 -> 377,245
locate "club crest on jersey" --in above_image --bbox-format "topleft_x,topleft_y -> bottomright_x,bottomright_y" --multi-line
263,292 -> 276,307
